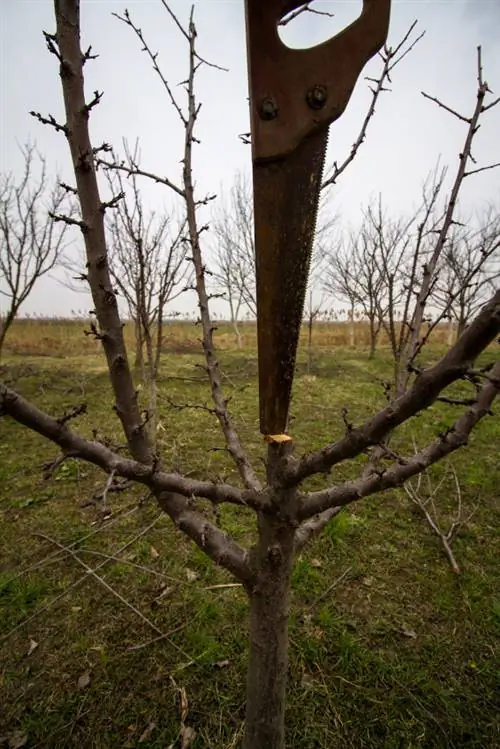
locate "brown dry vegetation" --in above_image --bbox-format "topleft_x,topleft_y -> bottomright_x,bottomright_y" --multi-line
1,317 -> 454,358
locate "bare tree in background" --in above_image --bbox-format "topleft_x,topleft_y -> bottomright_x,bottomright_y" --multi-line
433,213 -> 500,344
0,144 -> 70,358
323,214 -> 388,358
2,5 -> 500,749
213,170 -> 336,352
367,80 -> 499,400
99,142 -> 189,443
211,171 -> 256,345
302,226 -> 336,372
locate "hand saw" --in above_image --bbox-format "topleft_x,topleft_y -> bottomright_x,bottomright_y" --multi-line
244,0 -> 391,437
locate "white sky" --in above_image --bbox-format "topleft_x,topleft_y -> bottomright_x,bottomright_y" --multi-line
1,0 -> 499,319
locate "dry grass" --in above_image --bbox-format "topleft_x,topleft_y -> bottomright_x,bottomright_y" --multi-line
1,316 -> 453,358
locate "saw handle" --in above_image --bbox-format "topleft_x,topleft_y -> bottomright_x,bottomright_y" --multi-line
245,0 -> 391,161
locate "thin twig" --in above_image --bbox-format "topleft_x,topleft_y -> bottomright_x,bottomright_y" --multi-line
322,22 -> 424,190
7,505 -> 141,587
309,567 -> 353,607
1,514 -> 163,643
78,548 -> 184,583
100,469 -> 116,514
279,2 -> 334,27
205,582 -> 242,590
421,92 -> 471,123
37,533 -> 168,635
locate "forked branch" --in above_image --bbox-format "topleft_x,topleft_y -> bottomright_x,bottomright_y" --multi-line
297,360 -> 500,520
289,290 -> 500,485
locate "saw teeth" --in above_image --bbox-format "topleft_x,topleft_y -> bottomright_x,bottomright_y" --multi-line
254,126 -> 330,435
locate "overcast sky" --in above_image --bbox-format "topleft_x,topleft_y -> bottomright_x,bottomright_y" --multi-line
1,0 -> 499,319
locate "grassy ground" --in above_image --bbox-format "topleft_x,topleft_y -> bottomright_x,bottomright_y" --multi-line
0,321 -> 499,748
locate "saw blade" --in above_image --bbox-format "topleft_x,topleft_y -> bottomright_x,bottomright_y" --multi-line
253,126 -> 329,435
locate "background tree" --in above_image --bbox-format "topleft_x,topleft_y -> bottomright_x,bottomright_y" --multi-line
0,143 -> 70,358
212,170 -> 336,353
101,142 -> 190,442
211,171 -> 256,346
1,5 -> 499,749
323,214 -> 389,358
433,212 -> 500,343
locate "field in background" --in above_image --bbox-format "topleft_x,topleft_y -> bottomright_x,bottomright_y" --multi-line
0,324 -> 498,748
1,316 -> 453,357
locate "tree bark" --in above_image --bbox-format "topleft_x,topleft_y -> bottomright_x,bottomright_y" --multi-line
348,303 -> 355,347
447,318 -> 456,346
307,310 -> 313,374
134,317 -> 145,377
243,515 -> 296,749
368,314 -> 378,359
0,311 -> 15,361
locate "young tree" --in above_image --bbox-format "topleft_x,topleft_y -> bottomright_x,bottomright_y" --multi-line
323,215 -> 389,358
1,5 -> 499,749
0,144 -> 70,358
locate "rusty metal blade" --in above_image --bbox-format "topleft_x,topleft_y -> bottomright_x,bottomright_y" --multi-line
254,127 -> 328,435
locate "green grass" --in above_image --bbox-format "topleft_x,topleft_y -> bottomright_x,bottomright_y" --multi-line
0,334 -> 499,748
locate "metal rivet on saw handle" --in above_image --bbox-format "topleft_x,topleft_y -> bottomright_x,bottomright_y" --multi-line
306,85 -> 327,110
258,97 -> 279,120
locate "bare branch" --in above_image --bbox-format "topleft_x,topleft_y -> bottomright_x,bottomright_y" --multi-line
288,290 -> 500,485
420,92 -> 471,123
404,469 -> 464,574
0,383 -> 266,514
50,211 -> 87,231
482,95 -> 500,112
464,162 -> 500,177
82,44 -> 98,65
115,6 -> 262,491
0,382 -> 261,583
279,3 -> 334,27
97,157 -> 185,199
29,110 -> 68,135
83,89 -> 103,115
322,22 -> 424,190
297,359 -> 500,520
59,181 -> 78,195
158,0 -> 227,71
294,506 -> 343,550
99,191 -> 124,213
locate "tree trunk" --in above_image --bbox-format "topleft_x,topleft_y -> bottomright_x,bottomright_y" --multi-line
307,311 -> 313,374
0,319 -> 10,362
229,299 -> 243,349
143,326 -> 157,447
457,315 -> 467,339
348,303 -> 355,348
447,318 -> 456,346
243,515 -> 296,749
134,318 -> 145,377
368,315 -> 377,359
233,319 -> 243,349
